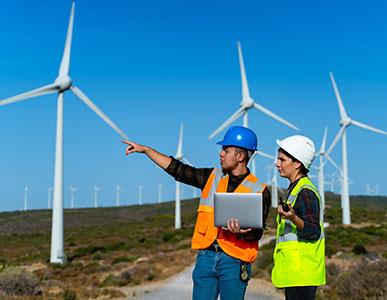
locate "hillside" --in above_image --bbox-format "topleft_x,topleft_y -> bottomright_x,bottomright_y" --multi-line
0,193 -> 386,299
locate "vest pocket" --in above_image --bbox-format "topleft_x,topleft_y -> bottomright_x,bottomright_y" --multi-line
195,212 -> 210,234
274,243 -> 302,275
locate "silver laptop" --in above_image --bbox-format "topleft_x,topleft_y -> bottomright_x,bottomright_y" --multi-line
214,193 -> 263,229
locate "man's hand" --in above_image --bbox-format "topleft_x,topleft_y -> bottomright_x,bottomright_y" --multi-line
122,140 -> 148,155
226,218 -> 252,234
121,140 -> 172,169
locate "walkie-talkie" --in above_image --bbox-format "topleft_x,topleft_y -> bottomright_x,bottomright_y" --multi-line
279,197 -> 290,212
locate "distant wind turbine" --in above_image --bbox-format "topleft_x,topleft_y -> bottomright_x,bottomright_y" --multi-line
158,184 -> 163,204
115,183 -> 124,207
138,185 -> 144,205
175,124 -> 191,229
24,186 -> 29,211
326,72 -> 387,224
93,186 -> 102,208
69,187 -> 78,209
253,150 -> 278,207
208,42 -> 299,174
0,2 -> 127,264
315,127 -> 340,214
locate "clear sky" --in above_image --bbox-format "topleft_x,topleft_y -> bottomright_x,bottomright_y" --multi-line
0,0 -> 386,211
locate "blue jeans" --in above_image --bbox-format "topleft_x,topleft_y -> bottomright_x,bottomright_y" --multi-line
192,249 -> 251,300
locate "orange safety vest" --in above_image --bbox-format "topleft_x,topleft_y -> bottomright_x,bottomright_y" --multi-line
191,168 -> 267,262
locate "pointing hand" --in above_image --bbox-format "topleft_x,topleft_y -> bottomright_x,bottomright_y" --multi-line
122,140 -> 147,155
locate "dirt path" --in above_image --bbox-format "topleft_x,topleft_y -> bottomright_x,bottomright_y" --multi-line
117,236 -> 283,300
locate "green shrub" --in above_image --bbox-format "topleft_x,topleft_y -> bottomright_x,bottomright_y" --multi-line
112,256 -> 137,265
63,289 -> 77,300
323,260 -> 387,299
0,267 -> 42,296
92,251 -> 103,261
352,244 -> 367,255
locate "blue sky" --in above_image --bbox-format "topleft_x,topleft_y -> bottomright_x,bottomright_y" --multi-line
0,0 -> 386,211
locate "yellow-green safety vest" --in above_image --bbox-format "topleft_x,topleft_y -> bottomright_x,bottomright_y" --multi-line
271,177 -> 326,288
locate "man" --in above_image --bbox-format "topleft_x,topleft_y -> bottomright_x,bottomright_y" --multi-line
271,135 -> 326,300
122,125 -> 271,300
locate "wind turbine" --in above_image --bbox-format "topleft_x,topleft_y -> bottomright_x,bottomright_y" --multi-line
158,184 -> 163,204
0,3 -> 127,264
175,124 -> 191,229
252,150 -> 278,207
315,127 -> 341,213
138,185 -> 144,205
24,186 -> 30,211
93,186 -> 102,208
115,183 -> 124,207
326,72 -> 387,225
69,187 -> 78,209
208,41 -> 299,174
47,187 -> 53,209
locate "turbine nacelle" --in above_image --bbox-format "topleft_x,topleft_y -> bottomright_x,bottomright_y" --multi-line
54,75 -> 72,92
241,97 -> 254,109
339,117 -> 351,127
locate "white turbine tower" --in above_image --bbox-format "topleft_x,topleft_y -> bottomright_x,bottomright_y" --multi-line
47,187 -> 53,209
174,124 -> 191,229
93,186 -> 102,208
158,184 -> 163,204
24,186 -> 30,211
69,187 -> 78,209
138,185 -> 144,205
315,127 -> 340,214
326,72 -> 387,225
0,3 -> 127,264
208,41 -> 299,174
252,150 -> 278,207
115,183 -> 124,207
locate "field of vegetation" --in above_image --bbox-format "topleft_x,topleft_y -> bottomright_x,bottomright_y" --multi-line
0,191 -> 386,299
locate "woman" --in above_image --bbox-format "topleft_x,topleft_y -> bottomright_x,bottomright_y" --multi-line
271,135 -> 326,300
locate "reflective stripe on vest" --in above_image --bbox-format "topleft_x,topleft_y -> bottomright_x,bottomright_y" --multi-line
272,177 -> 326,288
191,168 -> 267,263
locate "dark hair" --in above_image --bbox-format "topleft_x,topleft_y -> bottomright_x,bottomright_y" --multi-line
234,147 -> 253,163
278,148 -> 309,175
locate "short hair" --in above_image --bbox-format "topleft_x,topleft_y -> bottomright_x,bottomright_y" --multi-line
278,148 -> 309,175
234,147 -> 254,163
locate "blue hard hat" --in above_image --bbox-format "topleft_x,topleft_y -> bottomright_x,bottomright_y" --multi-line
217,126 -> 257,151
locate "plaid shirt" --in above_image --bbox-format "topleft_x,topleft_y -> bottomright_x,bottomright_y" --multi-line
165,157 -> 271,231
287,176 -> 321,241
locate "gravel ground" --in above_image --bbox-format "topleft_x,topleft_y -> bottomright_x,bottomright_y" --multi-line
117,236 -> 283,300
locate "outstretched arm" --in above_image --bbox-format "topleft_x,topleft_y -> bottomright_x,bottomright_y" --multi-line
122,140 -> 172,170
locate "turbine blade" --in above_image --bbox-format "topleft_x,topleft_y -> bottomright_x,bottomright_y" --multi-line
253,102 -> 299,131
255,150 -> 275,160
176,123 -> 183,159
71,86 -> 128,139
59,2 -> 75,76
326,126 -> 346,156
329,72 -> 348,119
320,126 -> 328,153
237,41 -> 250,101
351,119 -> 387,135
208,106 -> 245,139
0,83 -> 58,106
183,158 -> 192,166
326,154 -> 341,173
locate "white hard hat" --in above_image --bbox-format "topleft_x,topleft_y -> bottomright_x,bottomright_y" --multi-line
276,135 -> 316,170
